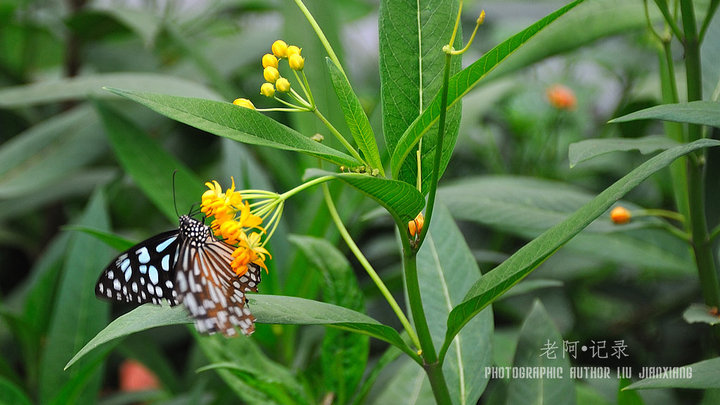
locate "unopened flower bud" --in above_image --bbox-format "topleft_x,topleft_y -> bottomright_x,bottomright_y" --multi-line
275,77 -> 291,92
233,98 -> 255,109
262,53 -> 278,69
271,40 -> 288,58
289,54 -> 305,71
610,206 -> 631,224
260,82 -> 275,97
409,213 -> 425,237
263,66 -> 280,83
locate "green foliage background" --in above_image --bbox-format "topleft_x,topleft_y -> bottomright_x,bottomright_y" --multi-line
1,0 -> 720,404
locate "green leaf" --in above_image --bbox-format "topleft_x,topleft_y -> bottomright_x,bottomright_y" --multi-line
439,176 -> 651,235
486,0 -> 660,82
196,334 -> 310,405
0,107 -> 106,198
106,88 -> 359,168
618,378 -> 644,405
0,376 -> 31,405
501,279 -> 563,300
326,58 -> 384,175
683,304 -> 720,326
379,0 -> 462,190
0,169 -> 115,222
40,190 -> 112,404
304,169 -> 425,224
442,139 -> 720,350
624,357 -> 720,390
92,7 -> 161,46
439,176 -> 692,274
390,0 -> 585,185
610,101 -> 720,128
95,101 -> 205,222
64,226 -> 135,252
373,358 -> 434,405
0,73 -> 221,107
196,360 -> 307,405
351,345 -> 402,405
416,204 -> 492,404
67,295 -> 415,370
507,301 -> 574,405
65,304 -> 192,370
569,135 -> 679,168
378,0 -> 462,157
290,235 -> 368,404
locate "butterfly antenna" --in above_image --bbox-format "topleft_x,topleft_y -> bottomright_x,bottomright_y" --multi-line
172,170 -> 180,218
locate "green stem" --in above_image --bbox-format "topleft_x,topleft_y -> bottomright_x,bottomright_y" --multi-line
699,0 -> 720,42
400,239 -> 452,403
322,184 -> 422,352
680,0 -> 720,309
709,223 -> 720,242
636,208 -> 685,222
652,0 -> 684,40
313,109 -> 366,165
416,52 -> 452,248
279,175 -> 333,200
292,0 -> 345,77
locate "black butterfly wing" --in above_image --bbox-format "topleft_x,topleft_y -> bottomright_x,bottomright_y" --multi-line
174,238 -> 259,336
95,230 -> 180,306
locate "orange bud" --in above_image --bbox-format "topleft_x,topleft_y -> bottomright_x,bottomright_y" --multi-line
409,212 -> 425,237
610,206 -> 631,224
546,84 -> 577,110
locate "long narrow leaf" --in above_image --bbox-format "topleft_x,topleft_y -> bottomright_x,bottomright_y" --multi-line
326,59 -> 383,175
610,101 -> 720,128
0,73 -> 221,107
390,0 -> 585,181
40,191 -> 112,404
440,139 -> 720,357
106,88 -> 359,167
66,294 -> 415,370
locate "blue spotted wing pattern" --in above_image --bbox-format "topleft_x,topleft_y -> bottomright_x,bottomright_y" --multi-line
95,215 -> 262,336
95,231 -> 180,305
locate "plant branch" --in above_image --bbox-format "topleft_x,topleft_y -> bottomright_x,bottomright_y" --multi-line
399,235 -> 452,404
322,184 -> 421,352
292,0 -> 345,77
680,0 -> 720,310
313,109 -> 366,165
416,52 -> 452,249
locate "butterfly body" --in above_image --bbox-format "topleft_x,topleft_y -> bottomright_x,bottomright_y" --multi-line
96,215 -> 260,336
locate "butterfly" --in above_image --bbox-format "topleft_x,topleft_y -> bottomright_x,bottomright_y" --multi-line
95,215 -> 261,336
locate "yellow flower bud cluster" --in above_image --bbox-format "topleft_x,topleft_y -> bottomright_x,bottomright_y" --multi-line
258,40 -> 305,98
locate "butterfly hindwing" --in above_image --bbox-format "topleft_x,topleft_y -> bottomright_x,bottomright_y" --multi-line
95,230 -> 180,306
175,235 -> 257,336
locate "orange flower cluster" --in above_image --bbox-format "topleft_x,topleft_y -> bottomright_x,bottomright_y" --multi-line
201,178 -> 270,276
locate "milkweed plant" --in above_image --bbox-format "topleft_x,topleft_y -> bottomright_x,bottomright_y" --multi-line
16,0 -> 717,403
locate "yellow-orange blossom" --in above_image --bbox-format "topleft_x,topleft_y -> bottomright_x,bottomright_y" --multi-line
201,178 -> 270,276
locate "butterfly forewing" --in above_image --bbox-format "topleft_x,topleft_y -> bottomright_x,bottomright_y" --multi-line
95,231 -> 180,306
